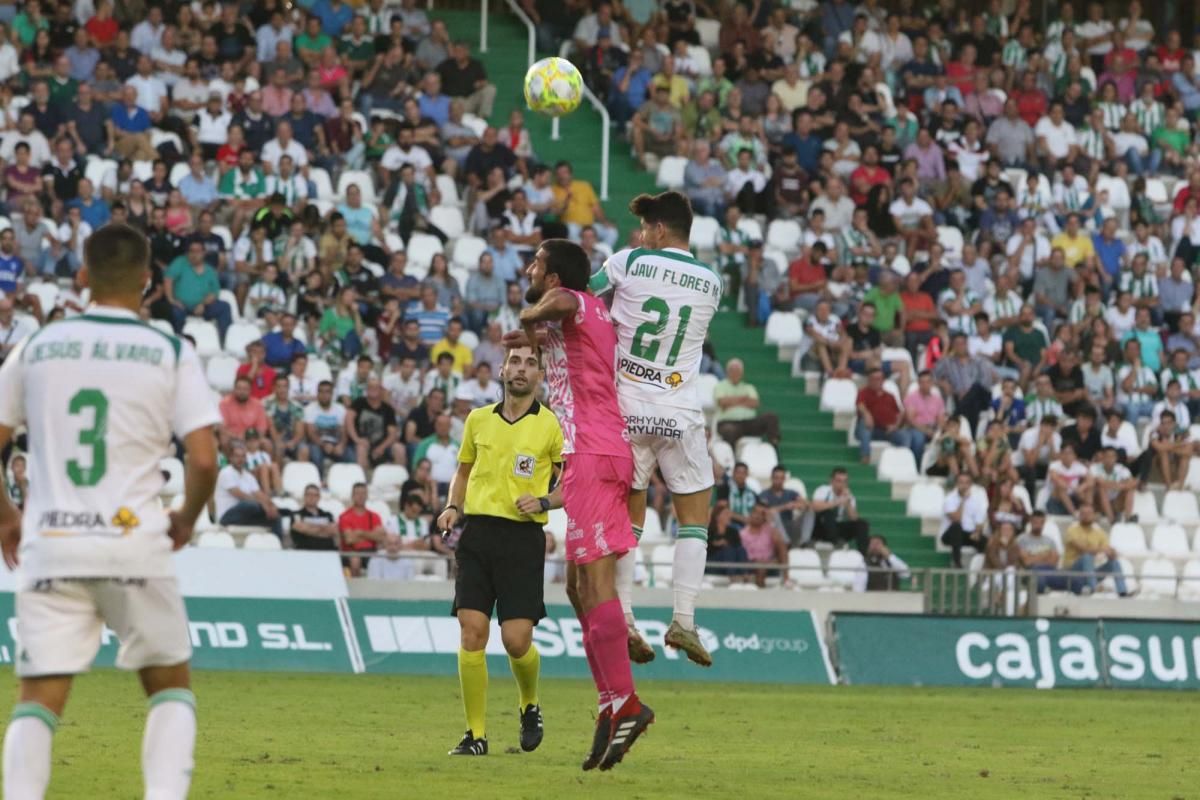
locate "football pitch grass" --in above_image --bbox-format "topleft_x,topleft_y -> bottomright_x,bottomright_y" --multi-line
1,670 -> 1195,799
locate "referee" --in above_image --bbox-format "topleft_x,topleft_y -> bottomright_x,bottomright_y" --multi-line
437,344 -> 563,757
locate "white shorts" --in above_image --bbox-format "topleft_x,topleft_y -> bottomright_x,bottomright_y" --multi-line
15,577 -> 192,678
621,400 -> 714,495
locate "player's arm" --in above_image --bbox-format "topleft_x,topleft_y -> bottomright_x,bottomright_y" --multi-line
0,424 -> 19,568
518,287 -> 579,347
169,426 -> 220,550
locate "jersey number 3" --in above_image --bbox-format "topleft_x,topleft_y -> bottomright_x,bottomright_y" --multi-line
630,298 -> 692,367
66,389 -> 108,487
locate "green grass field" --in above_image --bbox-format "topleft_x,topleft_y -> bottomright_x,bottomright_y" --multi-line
2,670 -> 1195,799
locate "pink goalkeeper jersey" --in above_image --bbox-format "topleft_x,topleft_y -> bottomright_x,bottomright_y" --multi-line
542,289 -> 631,457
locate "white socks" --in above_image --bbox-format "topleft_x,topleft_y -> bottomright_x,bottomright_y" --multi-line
616,547 -> 637,625
3,705 -> 56,800
673,532 -> 709,631
143,689 -> 196,800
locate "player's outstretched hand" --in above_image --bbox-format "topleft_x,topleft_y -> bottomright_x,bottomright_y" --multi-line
515,494 -> 541,516
0,506 -> 21,569
167,511 -> 194,552
502,329 -> 549,348
502,329 -> 531,348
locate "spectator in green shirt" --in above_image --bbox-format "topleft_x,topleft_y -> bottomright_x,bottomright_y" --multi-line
164,239 -> 233,341
319,285 -> 364,359
861,272 -> 904,345
1001,305 -> 1048,385
1150,107 -> 1190,175
295,15 -> 332,68
713,357 -> 781,446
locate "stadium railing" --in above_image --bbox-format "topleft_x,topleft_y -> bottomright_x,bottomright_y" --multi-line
498,0 -> 611,200
331,549 -> 1200,612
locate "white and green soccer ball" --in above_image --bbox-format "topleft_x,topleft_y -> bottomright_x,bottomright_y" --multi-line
523,57 -> 584,117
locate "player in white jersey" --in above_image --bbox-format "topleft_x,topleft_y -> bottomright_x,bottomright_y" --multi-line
0,225 -> 220,800
591,191 -> 721,667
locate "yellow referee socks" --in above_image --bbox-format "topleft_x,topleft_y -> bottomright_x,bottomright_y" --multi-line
458,649 -> 488,738
508,645 -> 541,709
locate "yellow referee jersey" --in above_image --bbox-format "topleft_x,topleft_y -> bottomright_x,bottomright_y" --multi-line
458,400 -> 563,524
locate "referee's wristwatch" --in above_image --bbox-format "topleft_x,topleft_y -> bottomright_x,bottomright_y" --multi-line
537,496 -> 551,512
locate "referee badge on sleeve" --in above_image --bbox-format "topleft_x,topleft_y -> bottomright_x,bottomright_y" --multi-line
514,454 -> 536,478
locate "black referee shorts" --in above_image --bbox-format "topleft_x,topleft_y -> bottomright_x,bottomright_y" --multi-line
452,515 -> 546,623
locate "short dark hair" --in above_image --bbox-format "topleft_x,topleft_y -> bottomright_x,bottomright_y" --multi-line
629,191 -> 693,240
84,224 -> 150,296
539,238 -> 590,291
733,461 -> 749,471
352,482 -> 368,492
318,380 -> 333,390
436,352 -> 454,364
771,465 -> 786,474
1041,415 -> 1059,427
831,467 -> 848,478
401,493 -> 424,508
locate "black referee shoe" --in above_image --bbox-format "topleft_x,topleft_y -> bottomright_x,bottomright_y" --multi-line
519,704 -> 544,752
449,731 -> 488,756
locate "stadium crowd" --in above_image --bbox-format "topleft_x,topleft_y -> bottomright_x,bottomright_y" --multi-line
0,0 -> 1197,594
549,0 -> 1200,593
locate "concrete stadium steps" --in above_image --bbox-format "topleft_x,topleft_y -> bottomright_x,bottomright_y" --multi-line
439,9 -> 654,236
708,313 -> 948,569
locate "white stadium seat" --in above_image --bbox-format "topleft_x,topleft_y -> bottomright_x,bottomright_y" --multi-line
328,463 -> 367,502
26,282 -> 58,314
906,482 -> 945,518
783,477 -> 807,498
435,174 -> 461,207
283,462 -> 322,500
1040,520 -> 1063,553
819,379 -> 857,413
765,219 -> 802,254
1150,524 -> 1190,557
1179,559 -> 1200,600
788,548 -> 827,588
827,549 -> 865,589
1109,523 -> 1148,555
223,322 -> 261,357
242,532 -> 282,550
405,233 -> 444,269
430,206 -> 466,239
1162,491 -> 1200,525
219,289 -> 242,323
310,167 -> 334,201
182,319 -> 221,358
307,357 -> 334,385
450,235 -> 487,270
369,464 -> 410,501
696,373 -> 720,413
688,215 -> 720,253
877,447 -> 919,483
655,156 -> 688,189
741,441 -> 778,483
196,531 -> 236,549
1138,558 -> 1178,597
764,312 -> 802,348
1132,491 -> 1161,524
205,355 -> 239,394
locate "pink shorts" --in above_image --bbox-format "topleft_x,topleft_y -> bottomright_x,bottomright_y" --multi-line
562,453 -> 636,565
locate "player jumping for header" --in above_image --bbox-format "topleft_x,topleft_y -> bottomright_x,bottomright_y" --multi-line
590,191 -> 722,667
510,239 -> 654,771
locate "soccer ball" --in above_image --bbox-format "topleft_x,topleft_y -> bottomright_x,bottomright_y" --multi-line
523,57 -> 584,117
